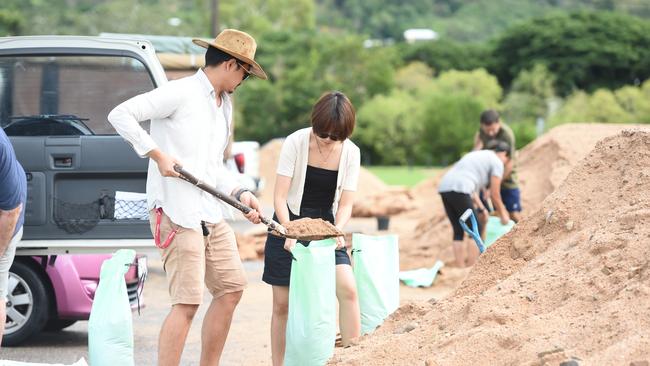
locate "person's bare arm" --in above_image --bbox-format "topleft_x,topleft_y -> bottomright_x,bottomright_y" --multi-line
471,192 -> 487,212
274,175 -> 296,251
489,176 -> 510,225
334,191 -> 354,229
503,158 -> 513,180
334,191 -> 355,249
0,204 -> 21,256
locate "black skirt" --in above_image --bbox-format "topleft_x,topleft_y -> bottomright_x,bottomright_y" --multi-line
262,207 -> 351,286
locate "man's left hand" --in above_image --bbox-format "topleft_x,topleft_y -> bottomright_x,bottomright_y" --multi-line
239,191 -> 261,224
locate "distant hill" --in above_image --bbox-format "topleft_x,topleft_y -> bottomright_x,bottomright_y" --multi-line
316,0 -> 650,41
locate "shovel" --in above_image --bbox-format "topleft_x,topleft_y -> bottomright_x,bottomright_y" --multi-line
459,208 -> 486,253
173,165 -> 343,241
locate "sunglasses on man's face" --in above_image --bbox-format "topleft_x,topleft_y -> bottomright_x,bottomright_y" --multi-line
235,61 -> 251,81
316,131 -> 342,141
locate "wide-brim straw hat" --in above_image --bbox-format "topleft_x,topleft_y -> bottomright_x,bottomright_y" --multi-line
193,29 -> 267,80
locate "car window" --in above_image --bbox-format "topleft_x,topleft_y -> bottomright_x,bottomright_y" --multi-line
0,55 -> 155,136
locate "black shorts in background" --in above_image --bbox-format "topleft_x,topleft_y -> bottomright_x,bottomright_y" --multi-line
439,191 -> 482,241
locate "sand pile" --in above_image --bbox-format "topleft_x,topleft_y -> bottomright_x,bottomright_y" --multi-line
352,186 -> 414,217
517,123 -> 640,214
258,138 -> 285,204
235,232 -> 267,261
332,129 -> 650,365
395,123 -> 643,270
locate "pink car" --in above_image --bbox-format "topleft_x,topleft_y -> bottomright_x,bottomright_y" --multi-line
4,254 -> 146,346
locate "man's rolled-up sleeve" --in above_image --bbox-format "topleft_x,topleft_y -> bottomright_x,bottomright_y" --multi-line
107,82 -> 181,157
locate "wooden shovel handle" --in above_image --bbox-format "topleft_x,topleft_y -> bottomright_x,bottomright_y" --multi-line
173,165 -> 286,234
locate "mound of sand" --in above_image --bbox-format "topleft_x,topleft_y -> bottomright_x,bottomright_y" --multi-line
352,186 -> 414,217
395,123 -> 644,270
258,138 -> 285,204
332,129 -> 650,365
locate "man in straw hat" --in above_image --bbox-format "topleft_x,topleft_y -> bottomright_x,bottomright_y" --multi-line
108,29 -> 267,365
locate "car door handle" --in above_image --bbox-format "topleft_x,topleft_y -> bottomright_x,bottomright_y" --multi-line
53,156 -> 73,168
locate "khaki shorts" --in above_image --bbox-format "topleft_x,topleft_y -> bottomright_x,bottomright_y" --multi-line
149,210 -> 247,305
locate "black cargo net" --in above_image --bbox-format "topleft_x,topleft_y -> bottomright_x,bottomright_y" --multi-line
53,194 -> 114,234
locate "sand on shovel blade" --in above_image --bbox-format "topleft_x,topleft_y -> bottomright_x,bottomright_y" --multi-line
273,218 -> 343,240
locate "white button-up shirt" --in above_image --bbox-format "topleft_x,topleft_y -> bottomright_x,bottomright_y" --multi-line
108,70 -> 239,229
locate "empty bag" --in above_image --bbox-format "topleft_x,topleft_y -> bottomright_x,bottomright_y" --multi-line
88,249 -> 135,366
352,233 -> 400,335
284,239 -> 337,366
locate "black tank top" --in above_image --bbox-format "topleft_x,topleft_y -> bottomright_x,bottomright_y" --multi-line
300,165 -> 338,209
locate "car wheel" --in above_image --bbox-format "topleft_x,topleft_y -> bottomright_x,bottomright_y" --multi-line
2,260 -> 50,346
44,318 -> 77,332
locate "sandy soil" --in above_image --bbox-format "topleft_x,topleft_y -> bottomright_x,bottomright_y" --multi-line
332,127 -> 650,365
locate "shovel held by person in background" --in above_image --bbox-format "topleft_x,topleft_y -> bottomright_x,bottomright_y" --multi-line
459,208 -> 487,253
173,165 -> 343,241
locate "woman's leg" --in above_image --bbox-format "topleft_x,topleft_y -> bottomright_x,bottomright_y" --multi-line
336,264 -> 361,346
271,285 -> 289,366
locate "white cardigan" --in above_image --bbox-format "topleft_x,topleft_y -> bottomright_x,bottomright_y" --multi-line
277,127 -> 360,216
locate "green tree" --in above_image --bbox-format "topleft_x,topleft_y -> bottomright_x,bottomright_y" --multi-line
502,64 -> 557,144
393,61 -> 434,93
235,30 -> 398,143
431,69 -> 502,109
492,11 -> 650,96
401,39 -> 490,75
614,83 -> 650,124
418,91 -> 484,165
354,91 -> 424,165
550,89 -> 634,125
0,9 -> 23,35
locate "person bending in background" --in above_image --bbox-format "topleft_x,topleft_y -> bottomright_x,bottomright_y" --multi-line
0,128 -> 27,347
263,91 -> 361,365
438,141 -> 511,267
473,109 -> 522,222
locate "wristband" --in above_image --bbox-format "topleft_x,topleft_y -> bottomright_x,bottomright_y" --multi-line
233,188 -> 251,202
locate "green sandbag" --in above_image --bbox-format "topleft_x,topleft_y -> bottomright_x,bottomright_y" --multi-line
485,216 -> 515,247
88,249 -> 136,366
285,239 -> 337,366
352,233 -> 400,335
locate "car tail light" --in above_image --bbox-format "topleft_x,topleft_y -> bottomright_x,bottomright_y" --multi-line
234,153 -> 245,174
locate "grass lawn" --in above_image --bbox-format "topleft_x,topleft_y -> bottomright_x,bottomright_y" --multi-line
366,166 -> 443,187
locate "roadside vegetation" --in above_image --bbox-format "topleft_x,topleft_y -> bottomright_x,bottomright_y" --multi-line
2,0 -> 649,166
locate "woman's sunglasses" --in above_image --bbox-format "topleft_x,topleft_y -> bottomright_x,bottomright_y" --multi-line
316,131 -> 342,141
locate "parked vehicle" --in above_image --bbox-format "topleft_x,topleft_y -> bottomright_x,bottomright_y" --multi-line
6,254 -> 145,346
227,141 -> 264,195
0,35 -> 162,345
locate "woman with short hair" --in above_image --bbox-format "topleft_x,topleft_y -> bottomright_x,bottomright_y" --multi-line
263,91 -> 361,365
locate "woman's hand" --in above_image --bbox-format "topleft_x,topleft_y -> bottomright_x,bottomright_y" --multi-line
283,237 -> 297,252
335,235 -> 346,250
